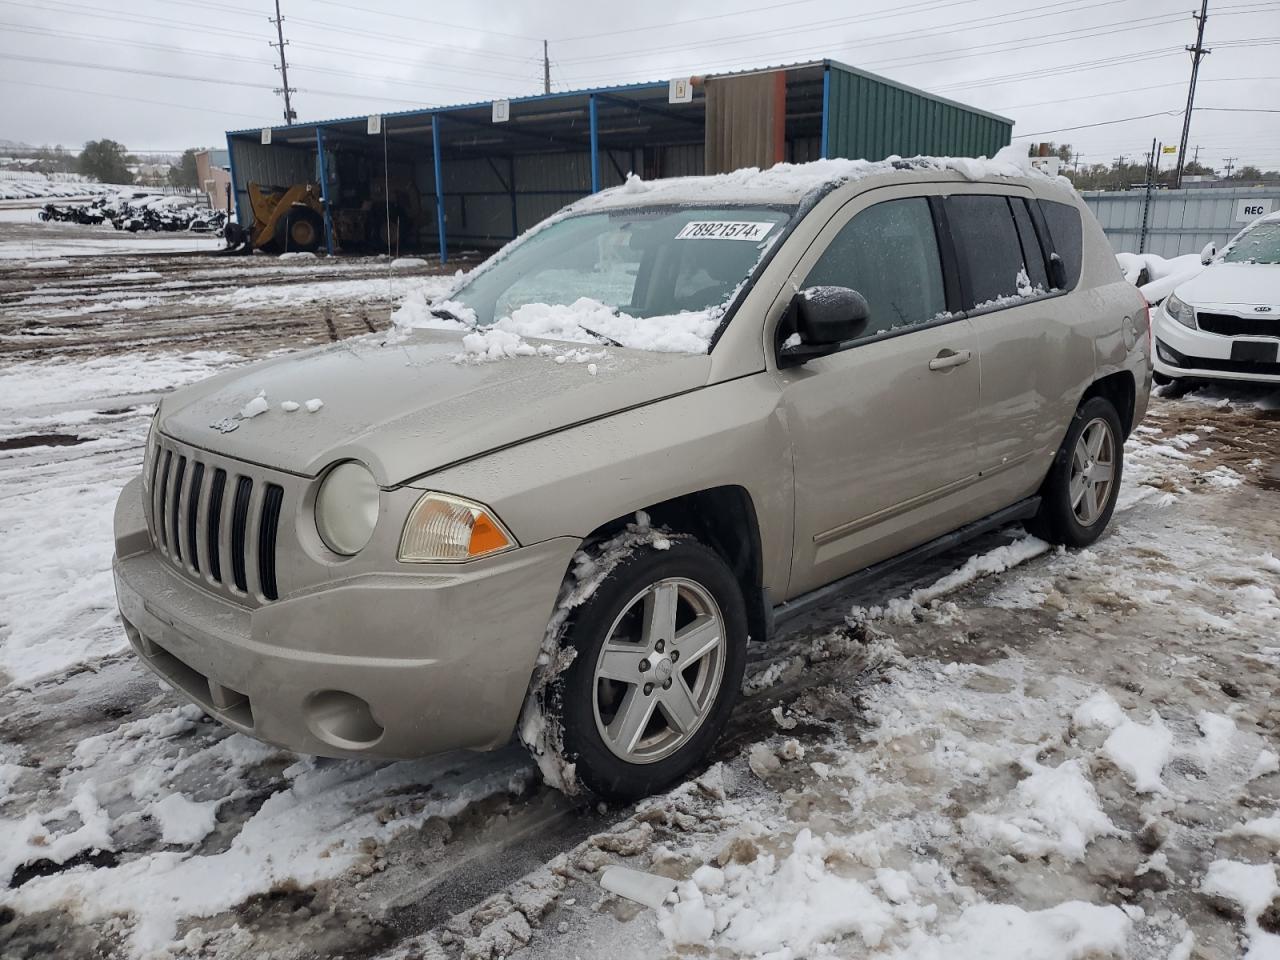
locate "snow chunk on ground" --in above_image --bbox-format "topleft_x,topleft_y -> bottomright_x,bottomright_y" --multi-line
277,251 -> 316,261
1202,859 -> 1279,920
659,828 -> 896,954
149,793 -> 219,846
894,900 -> 1132,960
963,757 -> 1121,861
1250,750 -> 1279,781
1103,711 -> 1173,793
1072,689 -> 1126,732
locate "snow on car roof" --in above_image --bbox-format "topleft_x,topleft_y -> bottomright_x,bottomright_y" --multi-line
570,146 -> 1062,213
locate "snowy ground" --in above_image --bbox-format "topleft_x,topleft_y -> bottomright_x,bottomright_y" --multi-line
2,226 -> 1279,960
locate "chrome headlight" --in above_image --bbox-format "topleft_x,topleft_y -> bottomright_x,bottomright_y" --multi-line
399,492 -> 516,563
1164,292 -> 1195,330
315,461 -> 379,556
142,409 -> 159,491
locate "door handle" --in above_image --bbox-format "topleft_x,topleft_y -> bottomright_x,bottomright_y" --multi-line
928,348 -> 973,371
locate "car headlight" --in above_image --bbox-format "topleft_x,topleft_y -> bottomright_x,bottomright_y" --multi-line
1164,292 -> 1195,329
142,409 -> 159,492
399,492 -> 516,563
315,461 -> 379,556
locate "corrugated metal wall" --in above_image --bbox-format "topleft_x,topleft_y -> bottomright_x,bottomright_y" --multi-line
825,65 -> 1011,161
228,139 -> 315,225
1082,186 -> 1280,257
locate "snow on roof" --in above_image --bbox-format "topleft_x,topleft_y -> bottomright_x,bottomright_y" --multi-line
570,146 -> 1062,213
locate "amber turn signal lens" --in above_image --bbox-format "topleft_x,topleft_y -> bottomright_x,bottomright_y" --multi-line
399,492 -> 516,563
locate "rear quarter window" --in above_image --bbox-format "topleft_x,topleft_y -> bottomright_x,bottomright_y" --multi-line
1039,200 -> 1084,290
944,194 -> 1026,308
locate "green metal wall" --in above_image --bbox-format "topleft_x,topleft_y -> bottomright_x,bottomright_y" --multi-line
826,65 -> 1011,161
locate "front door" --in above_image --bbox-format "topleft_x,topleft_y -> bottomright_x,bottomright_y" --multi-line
776,189 -> 986,598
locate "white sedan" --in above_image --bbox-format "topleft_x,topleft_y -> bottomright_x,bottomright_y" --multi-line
1152,211 -> 1280,386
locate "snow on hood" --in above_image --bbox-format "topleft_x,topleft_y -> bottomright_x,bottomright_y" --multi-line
1171,261 -> 1280,308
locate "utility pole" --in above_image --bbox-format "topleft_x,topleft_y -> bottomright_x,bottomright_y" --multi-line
270,0 -> 297,124
1174,0 -> 1210,189
1139,139 -> 1159,253
543,40 -> 551,94
1224,156 -> 1237,178
1192,144 -> 1201,166
1114,154 -> 1127,190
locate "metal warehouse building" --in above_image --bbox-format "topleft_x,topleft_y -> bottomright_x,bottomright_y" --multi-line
225,59 -> 1012,261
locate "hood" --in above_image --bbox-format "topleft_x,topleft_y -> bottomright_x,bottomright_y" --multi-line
158,330 -> 713,485
1177,262 -> 1280,308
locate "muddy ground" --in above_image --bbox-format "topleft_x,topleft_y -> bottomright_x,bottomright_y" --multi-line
1,229 -> 1278,960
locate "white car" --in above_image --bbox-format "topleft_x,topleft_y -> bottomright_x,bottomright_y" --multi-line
1153,211 -> 1280,386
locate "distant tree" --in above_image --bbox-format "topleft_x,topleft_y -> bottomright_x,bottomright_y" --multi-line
168,148 -> 200,189
1026,142 -> 1074,164
78,139 -> 135,184
1234,165 -> 1264,182
1181,160 -> 1214,177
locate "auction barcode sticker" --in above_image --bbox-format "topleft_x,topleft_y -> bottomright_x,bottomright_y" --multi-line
675,221 -> 775,241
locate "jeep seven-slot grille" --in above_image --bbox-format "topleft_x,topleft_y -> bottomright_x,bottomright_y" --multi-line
149,440 -> 284,601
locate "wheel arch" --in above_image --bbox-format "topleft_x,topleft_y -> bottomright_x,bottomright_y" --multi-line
580,485 -> 769,644
1081,370 -> 1137,438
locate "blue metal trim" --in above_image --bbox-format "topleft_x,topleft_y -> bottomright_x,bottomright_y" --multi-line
432,113 -> 447,265
225,132 -> 244,227
588,94 -> 600,194
820,66 -> 831,160
508,155 -> 518,240
314,127 -> 335,256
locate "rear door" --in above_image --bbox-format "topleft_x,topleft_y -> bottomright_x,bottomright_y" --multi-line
776,187 -> 987,598
942,190 -> 1091,514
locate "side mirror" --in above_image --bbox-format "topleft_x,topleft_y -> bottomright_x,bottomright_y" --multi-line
781,286 -> 870,365
1200,241 -> 1217,266
1048,252 -> 1068,290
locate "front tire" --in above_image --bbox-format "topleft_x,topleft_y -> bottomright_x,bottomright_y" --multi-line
548,538 -> 747,801
1029,395 -> 1124,548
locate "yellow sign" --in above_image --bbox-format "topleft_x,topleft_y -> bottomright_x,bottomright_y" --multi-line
1162,145 -> 1177,154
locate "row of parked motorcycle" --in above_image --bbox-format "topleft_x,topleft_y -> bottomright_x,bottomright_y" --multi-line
38,191 -> 227,233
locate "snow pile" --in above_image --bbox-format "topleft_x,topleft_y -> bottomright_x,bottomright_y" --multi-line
1074,692 -> 1174,794
1201,860 -> 1280,958
0,350 -> 245,411
388,279 -> 471,331
497,298 -> 722,354
963,757 -> 1121,861
1116,251 -> 1204,303
892,901 -> 1132,960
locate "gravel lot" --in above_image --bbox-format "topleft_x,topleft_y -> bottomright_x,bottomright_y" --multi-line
1,222 -> 1278,960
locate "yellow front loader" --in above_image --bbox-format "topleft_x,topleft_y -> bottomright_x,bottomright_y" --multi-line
223,183 -> 327,254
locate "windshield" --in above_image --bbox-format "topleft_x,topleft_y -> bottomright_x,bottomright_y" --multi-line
448,206 -> 792,339
1223,221 -> 1280,264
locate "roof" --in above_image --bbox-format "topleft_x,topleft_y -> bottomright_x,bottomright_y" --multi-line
567,153 -> 1062,213
226,58 -> 1013,141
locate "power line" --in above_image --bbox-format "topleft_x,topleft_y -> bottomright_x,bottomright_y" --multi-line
1198,106 -> 1280,112
1017,109 -> 1186,138
1,78 -> 271,123
307,0 -> 542,43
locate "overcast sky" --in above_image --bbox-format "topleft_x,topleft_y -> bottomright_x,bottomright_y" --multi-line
1,0 -> 1277,172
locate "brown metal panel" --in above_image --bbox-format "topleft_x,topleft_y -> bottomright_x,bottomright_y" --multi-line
704,72 -> 785,174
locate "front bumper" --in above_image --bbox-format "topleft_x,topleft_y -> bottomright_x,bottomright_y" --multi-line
1153,307 -> 1280,384
113,476 -> 579,759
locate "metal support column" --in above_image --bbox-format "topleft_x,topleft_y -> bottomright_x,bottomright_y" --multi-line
314,127 -> 334,256
225,133 -> 244,226
588,94 -> 600,193
820,65 -> 832,160
508,155 -> 519,241
432,113 -> 448,265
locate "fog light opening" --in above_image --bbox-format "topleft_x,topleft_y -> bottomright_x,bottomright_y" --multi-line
305,690 -> 384,750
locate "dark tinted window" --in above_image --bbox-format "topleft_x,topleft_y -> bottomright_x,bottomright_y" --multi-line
1039,200 -> 1083,289
945,195 -> 1026,308
804,198 -> 946,337
1011,198 -> 1048,291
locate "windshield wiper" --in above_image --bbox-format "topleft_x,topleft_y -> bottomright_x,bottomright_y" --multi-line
580,325 -> 623,347
430,306 -> 475,328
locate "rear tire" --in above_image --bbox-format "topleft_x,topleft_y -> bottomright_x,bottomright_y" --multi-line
547,538 -> 747,802
1028,395 -> 1124,548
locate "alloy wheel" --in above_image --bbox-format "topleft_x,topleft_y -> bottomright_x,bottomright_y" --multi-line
591,577 -> 726,764
1069,417 -> 1116,526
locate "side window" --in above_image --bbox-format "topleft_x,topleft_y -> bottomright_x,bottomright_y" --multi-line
803,198 -> 946,338
944,195 -> 1028,309
1039,200 -> 1084,290
1011,198 -> 1049,292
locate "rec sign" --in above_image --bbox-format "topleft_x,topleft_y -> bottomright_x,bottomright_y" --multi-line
1235,199 -> 1276,223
